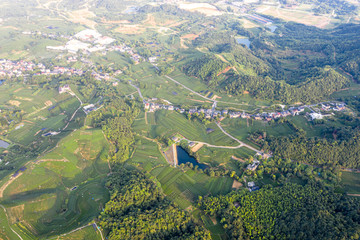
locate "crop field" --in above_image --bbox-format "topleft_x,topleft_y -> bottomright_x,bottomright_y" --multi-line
151,110 -> 238,146
221,118 -> 297,141
150,166 -> 233,209
0,83 -> 83,145
0,129 -> 110,238
130,136 -> 166,172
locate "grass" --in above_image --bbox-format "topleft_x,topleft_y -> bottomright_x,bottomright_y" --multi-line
341,171 -> 360,194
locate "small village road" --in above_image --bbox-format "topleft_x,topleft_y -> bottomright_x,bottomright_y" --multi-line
216,122 -> 263,154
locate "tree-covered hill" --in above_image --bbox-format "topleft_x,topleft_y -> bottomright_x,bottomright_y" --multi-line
99,168 -> 211,239
199,182 -> 360,240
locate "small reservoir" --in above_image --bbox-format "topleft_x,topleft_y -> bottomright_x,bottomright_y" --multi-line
236,38 -> 251,48
0,140 -> 10,148
176,146 -> 208,170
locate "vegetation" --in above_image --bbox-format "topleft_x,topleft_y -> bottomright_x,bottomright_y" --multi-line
99,167 -> 210,239
200,182 -> 360,240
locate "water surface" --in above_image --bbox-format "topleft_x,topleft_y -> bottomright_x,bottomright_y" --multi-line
177,146 -> 208,170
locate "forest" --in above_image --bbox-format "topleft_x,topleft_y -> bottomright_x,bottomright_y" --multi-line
199,182 -> 360,240
98,167 -> 210,239
263,129 -> 360,169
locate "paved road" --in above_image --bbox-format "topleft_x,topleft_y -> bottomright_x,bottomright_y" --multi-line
62,91 -> 83,131
216,122 -> 263,154
165,75 -> 253,108
129,81 -> 145,101
165,75 -> 213,101
180,121 -> 265,155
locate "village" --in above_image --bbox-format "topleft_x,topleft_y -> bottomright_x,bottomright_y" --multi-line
143,98 -> 348,122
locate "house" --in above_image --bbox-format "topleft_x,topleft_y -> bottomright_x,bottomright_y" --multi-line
247,160 -> 260,171
189,142 -> 196,147
149,57 -> 157,63
168,105 -> 174,111
144,103 -> 150,110
248,182 -> 255,188
172,136 -> 179,142
59,84 -> 70,94
309,112 -> 323,120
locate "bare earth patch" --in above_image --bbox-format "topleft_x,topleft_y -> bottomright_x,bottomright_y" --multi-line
178,3 -> 222,16
115,24 -> 145,35
232,180 -> 243,190
67,8 -> 97,29
15,96 -> 32,101
191,143 -> 203,152
8,100 -> 21,107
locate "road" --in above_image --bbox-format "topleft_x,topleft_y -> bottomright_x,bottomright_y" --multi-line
179,121 -> 265,155
129,81 -> 145,102
215,122 -> 263,154
62,91 -> 83,131
164,75 -> 256,108
165,75 -> 213,101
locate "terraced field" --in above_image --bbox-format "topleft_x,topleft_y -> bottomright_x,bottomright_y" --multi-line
0,129 -> 110,238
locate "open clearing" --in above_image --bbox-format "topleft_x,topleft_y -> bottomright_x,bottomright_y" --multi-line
67,8 -> 97,29
256,5 -> 332,28
178,3 -> 222,16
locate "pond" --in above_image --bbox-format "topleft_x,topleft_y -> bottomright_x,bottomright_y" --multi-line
236,38 -> 251,48
0,140 -> 9,148
177,146 -> 208,170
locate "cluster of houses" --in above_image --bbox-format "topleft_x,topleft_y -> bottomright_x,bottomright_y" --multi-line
22,30 -> 69,41
0,59 -> 86,78
109,44 -> 144,64
0,58 -> 125,81
143,98 -> 348,122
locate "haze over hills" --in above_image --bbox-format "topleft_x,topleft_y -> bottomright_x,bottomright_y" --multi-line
0,0 -> 359,239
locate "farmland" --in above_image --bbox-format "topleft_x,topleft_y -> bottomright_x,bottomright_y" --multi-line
0,129 -> 110,238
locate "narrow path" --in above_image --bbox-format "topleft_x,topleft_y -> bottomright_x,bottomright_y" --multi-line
62,91 -> 83,131
164,75 -> 252,108
0,205 -> 23,240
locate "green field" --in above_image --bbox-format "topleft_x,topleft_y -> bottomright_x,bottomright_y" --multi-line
0,129 -> 110,238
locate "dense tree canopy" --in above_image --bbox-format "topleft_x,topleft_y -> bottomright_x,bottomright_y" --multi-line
99,168 -> 210,239
199,182 -> 360,240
